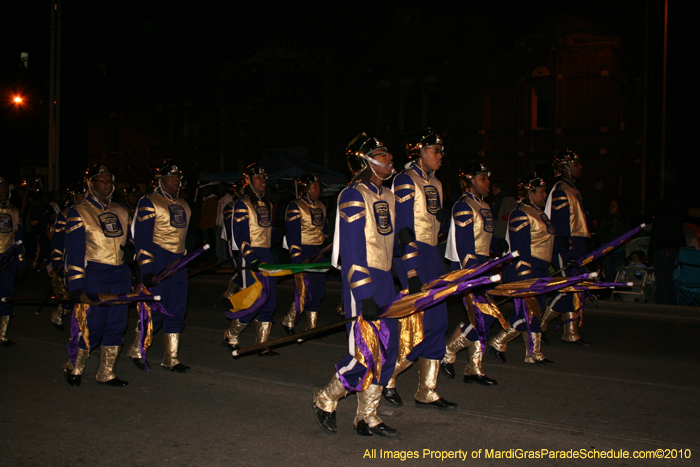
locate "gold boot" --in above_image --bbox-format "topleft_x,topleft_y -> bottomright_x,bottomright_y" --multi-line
488,325 -> 520,363
162,333 -> 190,372
562,312 -> 581,342
255,320 -> 279,356
223,319 -> 248,351
313,375 -> 347,433
125,326 -> 149,370
440,323 -> 470,379
382,358 -> 412,406
0,315 -> 16,346
125,327 -> 142,359
305,311 -> 318,331
96,345 -> 128,386
524,332 -> 553,365
463,341 -> 497,386
313,375 -> 348,413
540,306 -> 560,332
415,358 -> 441,403
63,348 -> 89,386
281,303 -> 296,334
354,384 -> 383,428
355,385 -> 399,437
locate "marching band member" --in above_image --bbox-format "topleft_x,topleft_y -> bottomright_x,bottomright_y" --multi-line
62,165 -> 133,386
488,173 -> 554,365
542,150 -> 591,346
383,129 -> 456,410
222,163 -> 279,356
312,133 -> 400,438
126,161 -> 192,372
281,173 -> 329,334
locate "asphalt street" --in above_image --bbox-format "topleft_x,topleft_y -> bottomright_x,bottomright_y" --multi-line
1,269 -> 699,467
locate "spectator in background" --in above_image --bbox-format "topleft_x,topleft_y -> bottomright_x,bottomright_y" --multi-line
594,197 -> 632,285
649,197 -> 686,305
198,185 -> 218,264
490,181 -> 517,247
215,183 -> 233,262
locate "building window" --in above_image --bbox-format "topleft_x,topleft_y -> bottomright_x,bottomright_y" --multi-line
531,84 -> 552,130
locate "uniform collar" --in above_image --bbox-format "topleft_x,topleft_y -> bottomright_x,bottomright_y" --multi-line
156,186 -> 177,201
521,199 -> 542,212
86,193 -> 110,211
364,180 -> 383,195
466,190 -> 485,204
559,177 -> 576,190
300,195 -> 315,206
410,161 -> 431,182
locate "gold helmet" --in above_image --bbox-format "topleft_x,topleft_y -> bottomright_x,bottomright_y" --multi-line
406,128 -> 443,161
553,149 -> 580,177
517,172 -> 546,201
242,163 -> 267,188
297,173 -> 319,195
346,132 -> 388,179
457,161 -> 490,192
84,164 -> 114,182
155,160 -> 183,181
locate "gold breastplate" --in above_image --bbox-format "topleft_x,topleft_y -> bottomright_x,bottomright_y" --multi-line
149,193 -> 191,254
406,170 -> 442,246
521,204 -> 555,262
463,194 -> 493,256
556,181 -> 590,238
0,204 -> 20,254
74,201 -> 129,265
356,183 -> 395,272
242,197 -> 271,248
296,198 -> 326,246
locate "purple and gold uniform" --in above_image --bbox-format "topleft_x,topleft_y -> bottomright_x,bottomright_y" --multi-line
63,193 -> 132,383
49,208 -> 70,327
386,159 -> 455,407
489,194 -> 555,364
281,194 -> 328,331
127,185 -> 191,368
313,132 -> 400,437
313,181 -> 399,429
0,190 -> 25,346
442,190 -> 501,384
543,177 -> 590,343
222,184 -> 278,352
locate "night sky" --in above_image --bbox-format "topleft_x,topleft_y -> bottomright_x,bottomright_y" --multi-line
2,0 -> 697,203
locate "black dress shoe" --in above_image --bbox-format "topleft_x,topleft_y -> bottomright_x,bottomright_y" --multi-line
222,339 -> 239,352
382,387 -> 403,406
165,363 -> 191,373
282,325 -> 295,336
561,338 -> 591,347
1,340 -> 17,347
541,333 -> 550,345
463,374 -> 498,386
488,345 -> 506,363
258,349 -> 280,357
535,358 -> 554,366
354,421 -> 400,438
131,357 -> 149,371
312,403 -> 337,433
65,372 -> 81,387
440,362 -> 456,379
99,377 -> 129,387
415,397 -> 458,410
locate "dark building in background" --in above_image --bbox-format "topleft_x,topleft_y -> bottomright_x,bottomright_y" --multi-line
74,4 -> 677,223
